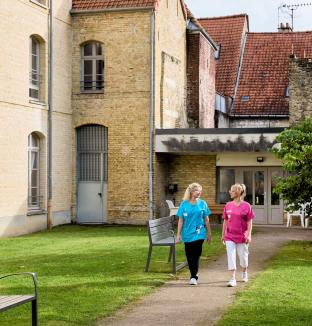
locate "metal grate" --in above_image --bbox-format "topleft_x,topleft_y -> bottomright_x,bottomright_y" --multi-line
77,125 -> 108,182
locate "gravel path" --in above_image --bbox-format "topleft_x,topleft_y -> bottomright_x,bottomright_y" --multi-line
99,227 -> 312,326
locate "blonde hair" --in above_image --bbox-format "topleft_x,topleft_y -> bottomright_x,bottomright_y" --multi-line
183,183 -> 202,201
231,183 -> 246,200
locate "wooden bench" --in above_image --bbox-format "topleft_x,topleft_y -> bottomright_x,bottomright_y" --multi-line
145,216 -> 187,274
209,204 -> 225,224
0,272 -> 38,326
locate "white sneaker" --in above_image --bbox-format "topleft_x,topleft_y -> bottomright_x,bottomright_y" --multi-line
227,277 -> 237,287
189,278 -> 197,285
242,272 -> 248,282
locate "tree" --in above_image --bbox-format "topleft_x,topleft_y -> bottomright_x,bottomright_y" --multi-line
272,118 -> 312,219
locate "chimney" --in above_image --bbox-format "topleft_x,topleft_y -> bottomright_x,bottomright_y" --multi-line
278,22 -> 293,32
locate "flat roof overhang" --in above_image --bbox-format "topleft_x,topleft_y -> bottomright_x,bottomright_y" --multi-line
155,128 -> 285,153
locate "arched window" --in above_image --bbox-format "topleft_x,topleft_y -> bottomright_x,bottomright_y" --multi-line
28,133 -> 40,209
81,42 -> 104,92
29,36 -> 40,99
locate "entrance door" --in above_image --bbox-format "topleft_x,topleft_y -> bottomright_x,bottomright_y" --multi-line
218,167 -> 283,224
268,168 -> 284,224
243,169 -> 267,224
77,125 -> 108,224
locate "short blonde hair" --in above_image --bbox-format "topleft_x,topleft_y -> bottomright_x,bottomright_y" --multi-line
183,183 -> 202,201
230,183 -> 246,200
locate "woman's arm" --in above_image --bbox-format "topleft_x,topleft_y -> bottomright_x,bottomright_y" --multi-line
221,219 -> 227,244
176,218 -> 183,243
246,219 -> 253,243
205,217 -> 211,244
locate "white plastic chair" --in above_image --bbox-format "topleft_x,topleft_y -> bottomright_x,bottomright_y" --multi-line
286,204 -> 305,227
166,200 -> 178,216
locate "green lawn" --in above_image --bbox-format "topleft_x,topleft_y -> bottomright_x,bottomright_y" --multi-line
0,225 -> 223,326
218,241 -> 312,326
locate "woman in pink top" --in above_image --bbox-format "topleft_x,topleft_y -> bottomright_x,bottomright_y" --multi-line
221,183 -> 255,287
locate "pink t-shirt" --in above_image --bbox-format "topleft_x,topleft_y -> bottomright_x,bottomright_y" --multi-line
222,201 -> 255,243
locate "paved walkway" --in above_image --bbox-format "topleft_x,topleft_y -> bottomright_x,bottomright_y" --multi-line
99,227 -> 312,326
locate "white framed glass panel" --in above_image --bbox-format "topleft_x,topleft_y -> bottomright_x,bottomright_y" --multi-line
81,42 -> 104,92
217,168 -> 235,203
29,37 -> 40,99
28,133 -> 40,209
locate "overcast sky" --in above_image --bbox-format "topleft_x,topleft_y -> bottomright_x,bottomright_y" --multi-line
184,0 -> 312,32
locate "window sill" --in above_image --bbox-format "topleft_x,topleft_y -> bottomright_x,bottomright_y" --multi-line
27,210 -> 47,216
29,99 -> 47,106
80,91 -> 104,94
30,0 -> 48,9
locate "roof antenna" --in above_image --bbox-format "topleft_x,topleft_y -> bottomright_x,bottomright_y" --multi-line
278,2 -> 312,31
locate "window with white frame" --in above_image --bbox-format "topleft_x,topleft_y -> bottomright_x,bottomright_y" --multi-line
32,0 -> 47,6
81,42 -> 104,92
28,133 -> 40,210
29,36 -> 40,99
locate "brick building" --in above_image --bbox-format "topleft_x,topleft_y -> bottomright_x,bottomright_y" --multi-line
1,1 -> 312,237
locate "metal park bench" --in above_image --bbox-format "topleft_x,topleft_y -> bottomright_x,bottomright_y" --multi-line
0,272 -> 38,326
145,216 -> 187,274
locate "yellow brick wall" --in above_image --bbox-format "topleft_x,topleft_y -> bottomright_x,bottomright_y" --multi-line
155,154 -> 217,217
72,10 -> 151,224
154,0 -> 188,128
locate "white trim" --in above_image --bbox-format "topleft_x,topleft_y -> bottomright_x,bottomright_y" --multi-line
30,0 -> 48,9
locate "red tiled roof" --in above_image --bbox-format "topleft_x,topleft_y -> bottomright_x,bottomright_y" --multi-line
199,14 -> 248,97
234,32 -> 312,116
72,0 -> 157,10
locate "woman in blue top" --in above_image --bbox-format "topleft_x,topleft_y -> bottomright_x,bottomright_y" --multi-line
176,183 -> 212,285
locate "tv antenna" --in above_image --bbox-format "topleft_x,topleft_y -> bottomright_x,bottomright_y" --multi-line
278,2 -> 312,30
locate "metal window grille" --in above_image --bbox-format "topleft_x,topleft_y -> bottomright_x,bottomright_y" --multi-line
77,125 -> 108,182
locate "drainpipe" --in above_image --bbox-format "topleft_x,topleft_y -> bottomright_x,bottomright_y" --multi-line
47,0 -> 53,229
149,11 -> 155,220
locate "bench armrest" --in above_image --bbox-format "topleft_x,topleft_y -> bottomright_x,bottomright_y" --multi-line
0,272 -> 38,298
169,229 -> 176,244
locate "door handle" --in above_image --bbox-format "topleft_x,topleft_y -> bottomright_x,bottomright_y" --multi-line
98,193 -> 102,197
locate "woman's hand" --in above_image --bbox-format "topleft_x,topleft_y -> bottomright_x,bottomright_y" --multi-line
176,234 -> 181,243
245,236 -> 251,244
221,237 -> 225,245
206,234 -> 211,244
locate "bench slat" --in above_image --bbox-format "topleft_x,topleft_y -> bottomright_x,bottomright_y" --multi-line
150,224 -> 173,236
148,216 -> 173,227
0,295 -> 35,312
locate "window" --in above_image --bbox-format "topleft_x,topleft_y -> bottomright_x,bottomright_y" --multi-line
81,42 -> 104,92
242,95 -> 249,102
28,133 -> 40,210
32,0 -> 47,6
217,168 -> 235,203
29,36 -> 40,99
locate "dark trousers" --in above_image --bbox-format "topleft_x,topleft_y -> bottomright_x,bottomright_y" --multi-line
184,239 -> 204,279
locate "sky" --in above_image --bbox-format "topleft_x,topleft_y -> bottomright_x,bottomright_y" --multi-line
184,0 -> 312,32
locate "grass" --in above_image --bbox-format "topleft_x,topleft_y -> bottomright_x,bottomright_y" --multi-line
218,241 -> 312,326
0,224 -> 223,326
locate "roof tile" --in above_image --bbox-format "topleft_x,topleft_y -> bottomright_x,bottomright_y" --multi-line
234,32 -> 312,116
199,14 -> 248,97
72,0 -> 157,10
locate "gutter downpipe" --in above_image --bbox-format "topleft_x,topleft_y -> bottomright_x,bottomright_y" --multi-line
230,32 -> 247,114
47,0 -> 53,229
149,11 -> 155,220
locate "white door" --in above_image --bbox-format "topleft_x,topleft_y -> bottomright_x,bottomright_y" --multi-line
268,168 -> 284,224
77,125 -> 108,224
242,169 -> 267,224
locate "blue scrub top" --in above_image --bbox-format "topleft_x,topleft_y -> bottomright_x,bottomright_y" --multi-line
176,199 -> 211,243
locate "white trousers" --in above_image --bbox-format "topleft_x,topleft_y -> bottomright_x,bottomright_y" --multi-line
225,240 -> 249,271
